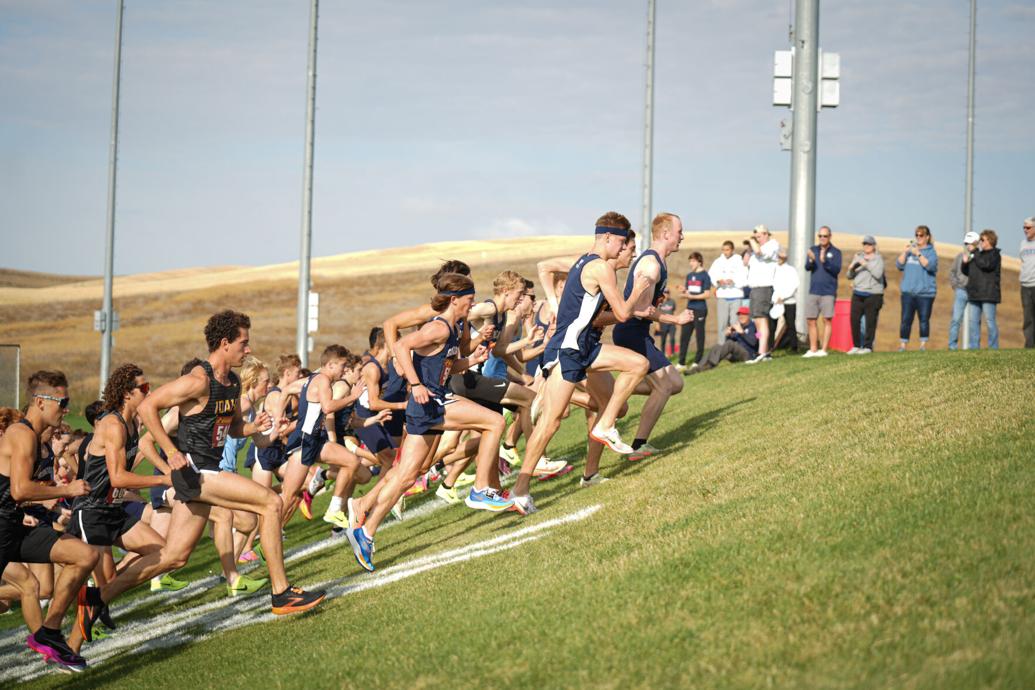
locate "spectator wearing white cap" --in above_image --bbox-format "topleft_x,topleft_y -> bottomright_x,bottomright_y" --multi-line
962,228 -> 1001,349
708,240 -> 747,345
1021,217 -> 1035,348
743,224 -> 780,362
846,235 -> 886,354
771,249 -> 799,352
948,231 -> 979,350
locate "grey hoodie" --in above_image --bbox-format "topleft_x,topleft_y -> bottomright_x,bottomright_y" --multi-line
846,251 -> 886,295
949,253 -> 969,291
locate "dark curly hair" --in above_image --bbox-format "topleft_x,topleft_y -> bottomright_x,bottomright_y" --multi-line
103,363 -> 144,413
84,399 -> 105,427
204,310 -> 251,352
431,273 -> 474,312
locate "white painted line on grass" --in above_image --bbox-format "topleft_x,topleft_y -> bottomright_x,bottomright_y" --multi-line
0,503 -> 601,684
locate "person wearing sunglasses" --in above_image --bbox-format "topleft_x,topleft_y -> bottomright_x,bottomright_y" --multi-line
0,370 -> 98,672
895,225 -> 939,351
1020,217 -> 1035,348
961,229 -> 1002,349
803,225 -> 843,358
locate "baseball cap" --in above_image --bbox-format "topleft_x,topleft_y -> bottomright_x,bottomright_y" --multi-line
862,235 -> 876,245
963,231 -> 980,244
753,224 -> 769,235
737,306 -> 750,315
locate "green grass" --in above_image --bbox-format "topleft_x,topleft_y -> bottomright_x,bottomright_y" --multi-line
9,350 -> 1035,689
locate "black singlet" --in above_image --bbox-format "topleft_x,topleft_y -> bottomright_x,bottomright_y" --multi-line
73,410 -> 140,510
177,361 -> 240,472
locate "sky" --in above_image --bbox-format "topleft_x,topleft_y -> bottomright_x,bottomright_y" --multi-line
2,0 -> 1033,275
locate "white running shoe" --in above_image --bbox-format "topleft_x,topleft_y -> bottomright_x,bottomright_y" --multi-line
307,467 -> 327,496
510,493 -> 537,515
579,473 -> 610,488
815,349 -> 828,358
532,458 -> 569,477
498,444 -> 519,466
589,424 -> 634,454
858,347 -> 872,354
846,347 -> 860,355
803,350 -> 818,358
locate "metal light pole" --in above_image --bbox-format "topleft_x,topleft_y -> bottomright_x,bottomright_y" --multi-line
296,0 -> 319,366
961,0 -> 976,350
787,0 -> 820,338
99,0 -> 125,395
639,0 -> 656,251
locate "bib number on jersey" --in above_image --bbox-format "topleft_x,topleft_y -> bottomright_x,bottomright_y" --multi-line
212,415 -> 233,447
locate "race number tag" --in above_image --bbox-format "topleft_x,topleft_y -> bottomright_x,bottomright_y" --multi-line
212,417 -> 231,447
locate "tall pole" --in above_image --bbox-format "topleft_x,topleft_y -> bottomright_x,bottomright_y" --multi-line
296,0 -> 319,366
961,0 -> 976,350
787,0 -> 820,338
99,0 -> 125,395
640,0 -> 656,250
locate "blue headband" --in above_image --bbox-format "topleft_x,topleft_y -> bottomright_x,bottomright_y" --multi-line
595,225 -> 630,238
438,288 -> 475,297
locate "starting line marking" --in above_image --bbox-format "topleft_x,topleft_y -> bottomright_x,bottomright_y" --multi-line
0,504 -> 601,684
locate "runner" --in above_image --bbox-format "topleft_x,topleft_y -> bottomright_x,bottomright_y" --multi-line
510,213 -> 653,514
0,370 -> 98,671
346,272 -> 513,571
137,310 -> 324,615
612,212 -> 693,461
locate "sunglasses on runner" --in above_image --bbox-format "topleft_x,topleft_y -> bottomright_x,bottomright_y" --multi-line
35,394 -> 69,409
136,382 -> 151,395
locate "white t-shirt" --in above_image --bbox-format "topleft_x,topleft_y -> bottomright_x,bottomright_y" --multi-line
747,239 -> 781,288
708,254 -> 747,300
773,262 -> 799,305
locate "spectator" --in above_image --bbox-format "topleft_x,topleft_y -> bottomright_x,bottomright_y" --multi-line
948,231 -> 979,350
691,306 -> 758,373
656,288 -> 677,357
1021,217 -> 1035,348
771,250 -> 799,352
708,240 -> 747,344
962,228 -> 1001,350
895,224 -> 939,351
846,235 -> 886,354
803,225 -> 842,358
677,251 -> 711,372
743,224 -> 780,362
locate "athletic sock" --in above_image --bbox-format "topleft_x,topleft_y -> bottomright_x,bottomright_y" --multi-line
328,496 -> 343,514
434,461 -> 445,472
632,438 -> 647,451
502,443 -> 515,451
362,527 -> 374,541
582,473 -> 596,482
442,480 -> 454,490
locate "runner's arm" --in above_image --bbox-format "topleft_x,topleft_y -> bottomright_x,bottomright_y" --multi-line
138,369 -> 209,460
362,362 -> 406,412
104,418 -> 169,490
392,320 -> 451,404
595,261 -> 651,322
8,427 -> 89,502
537,256 -> 577,312
384,304 -> 437,358
136,409 -> 176,474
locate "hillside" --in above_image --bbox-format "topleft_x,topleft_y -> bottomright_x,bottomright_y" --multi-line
2,350 -> 1033,688
0,232 -> 1026,407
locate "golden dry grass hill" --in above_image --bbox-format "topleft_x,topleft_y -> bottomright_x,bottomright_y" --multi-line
0,232 -> 1025,407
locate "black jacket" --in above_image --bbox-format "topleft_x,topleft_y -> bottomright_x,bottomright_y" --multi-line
962,247 -> 1001,303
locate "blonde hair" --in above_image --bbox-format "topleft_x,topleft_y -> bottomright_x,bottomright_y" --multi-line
651,213 -> 680,240
492,270 -> 525,295
240,356 -> 268,393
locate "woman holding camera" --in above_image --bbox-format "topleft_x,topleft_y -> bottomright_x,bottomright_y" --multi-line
895,225 -> 938,351
846,235 -> 885,353
962,229 -> 1001,349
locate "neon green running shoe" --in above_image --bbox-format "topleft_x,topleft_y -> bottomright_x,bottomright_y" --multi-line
150,573 -> 189,592
323,510 -> 349,529
227,574 -> 269,597
453,472 -> 476,488
435,483 -> 461,505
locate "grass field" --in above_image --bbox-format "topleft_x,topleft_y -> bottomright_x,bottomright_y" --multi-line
2,349 -> 1033,688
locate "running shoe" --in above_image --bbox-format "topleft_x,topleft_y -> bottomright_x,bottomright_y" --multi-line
579,473 -> 610,488
238,549 -> 260,564
498,444 -> 519,466
76,585 -> 102,643
271,585 -> 326,615
532,457 -> 571,479
435,483 -> 462,505
299,489 -> 315,520
404,474 -> 428,496
589,424 -> 634,454
628,443 -> 662,462
91,626 -> 112,641
227,574 -> 269,597
426,465 -> 443,484
307,467 -> 327,496
453,471 -> 476,488
347,527 -> 376,572
846,347 -> 860,355
150,572 -> 189,592
253,541 -> 267,564
98,602 -> 117,630
465,487 -> 514,513
390,496 -> 405,521
330,526 -> 347,539
323,509 -> 349,529
347,497 -> 363,530
27,629 -> 86,673
509,493 -> 537,515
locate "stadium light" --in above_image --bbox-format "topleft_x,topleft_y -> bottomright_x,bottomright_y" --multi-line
296,0 -> 320,367
639,0 -> 656,252
97,0 -> 125,395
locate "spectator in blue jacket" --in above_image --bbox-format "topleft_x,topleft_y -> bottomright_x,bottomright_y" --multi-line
895,224 -> 939,351
693,306 -> 758,373
803,225 -> 842,358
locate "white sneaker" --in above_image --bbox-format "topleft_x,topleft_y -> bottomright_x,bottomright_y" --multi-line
532,458 -> 569,477
579,473 -> 610,488
498,444 -> 519,466
858,347 -> 872,354
673,363 -> 686,372
803,350 -> 818,358
307,467 -> 327,496
510,493 -> 537,515
815,350 -> 828,358
589,424 -> 634,454
846,347 -> 860,355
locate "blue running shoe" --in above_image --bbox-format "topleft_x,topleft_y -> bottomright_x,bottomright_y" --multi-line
347,527 -> 375,572
464,487 -> 514,513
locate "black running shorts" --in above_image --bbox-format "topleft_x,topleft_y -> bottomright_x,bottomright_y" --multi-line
67,507 -> 139,547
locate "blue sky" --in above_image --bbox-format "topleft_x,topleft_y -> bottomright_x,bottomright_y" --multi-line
2,0 -> 1033,275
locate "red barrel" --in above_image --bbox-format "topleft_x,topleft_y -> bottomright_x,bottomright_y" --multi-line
828,299 -> 853,352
